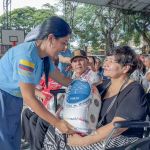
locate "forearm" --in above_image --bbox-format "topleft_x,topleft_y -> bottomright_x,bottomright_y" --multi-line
83,124 -> 114,145
20,82 -> 74,134
35,89 -> 45,100
35,89 -> 41,97
59,55 -> 71,64
20,82 -> 58,126
24,95 -> 59,127
52,75 -> 71,87
78,121 -> 127,145
58,76 -> 72,87
90,121 -> 127,145
50,69 -> 72,87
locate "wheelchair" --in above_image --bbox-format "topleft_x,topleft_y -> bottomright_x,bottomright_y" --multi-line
50,90 -> 150,150
103,92 -> 150,150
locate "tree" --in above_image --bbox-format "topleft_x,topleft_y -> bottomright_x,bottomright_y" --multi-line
0,4 -> 56,35
133,13 -> 150,47
63,4 -> 123,52
120,11 -> 150,53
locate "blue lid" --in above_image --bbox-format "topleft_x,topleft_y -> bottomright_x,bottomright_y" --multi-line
66,80 -> 91,104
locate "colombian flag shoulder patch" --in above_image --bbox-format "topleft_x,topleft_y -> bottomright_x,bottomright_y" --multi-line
19,59 -> 35,72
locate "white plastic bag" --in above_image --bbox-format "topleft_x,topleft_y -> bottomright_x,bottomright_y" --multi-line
60,79 -> 101,135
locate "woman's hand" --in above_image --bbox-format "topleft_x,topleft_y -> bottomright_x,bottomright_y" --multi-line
38,93 -> 46,100
35,89 -> 46,101
68,134 -> 89,146
37,94 -> 46,102
55,120 -> 75,134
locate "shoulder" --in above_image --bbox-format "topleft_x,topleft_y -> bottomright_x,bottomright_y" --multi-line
125,81 -> 144,91
121,81 -> 144,95
119,81 -> 145,102
10,43 -> 42,74
16,41 -> 36,51
11,42 -> 37,58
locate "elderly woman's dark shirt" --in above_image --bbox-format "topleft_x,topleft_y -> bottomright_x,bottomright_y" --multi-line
97,81 -> 148,138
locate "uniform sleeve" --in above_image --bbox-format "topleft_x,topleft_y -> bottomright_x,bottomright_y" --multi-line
115,84 -> 147,121
12,57 -> 35,84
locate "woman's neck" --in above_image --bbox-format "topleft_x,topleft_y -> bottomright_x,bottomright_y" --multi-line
111,77 -> 127,86
104,76 -> 130,99
110,76 -> 130,92
36,40 -> 47,58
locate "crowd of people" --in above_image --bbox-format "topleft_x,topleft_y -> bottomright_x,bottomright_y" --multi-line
0,16 -> 150,150
43,46 -> 148,150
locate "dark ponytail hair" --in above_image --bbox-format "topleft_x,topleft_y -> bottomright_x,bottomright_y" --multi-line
37,16 -> 72,39
25,16 -> 72,87
43,57 -> 50,88
41,16 -> 71,87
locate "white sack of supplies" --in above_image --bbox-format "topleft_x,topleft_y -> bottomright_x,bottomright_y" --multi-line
60,79 -> 101,135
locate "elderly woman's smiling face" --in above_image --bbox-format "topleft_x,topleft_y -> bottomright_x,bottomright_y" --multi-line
103,55 -> 126,79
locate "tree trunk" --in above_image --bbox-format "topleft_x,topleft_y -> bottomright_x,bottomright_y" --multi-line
142,32 -> 150,48
134,22 -> 150,48
105,30 -> 114,51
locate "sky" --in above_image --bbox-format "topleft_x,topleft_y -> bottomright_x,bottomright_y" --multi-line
0,0 -> 60,15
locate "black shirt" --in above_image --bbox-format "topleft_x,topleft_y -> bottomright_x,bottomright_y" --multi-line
97,81 -> 148,138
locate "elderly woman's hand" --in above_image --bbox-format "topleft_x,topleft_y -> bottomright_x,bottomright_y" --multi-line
55,120 -> 75,134
67,134 -> 89,146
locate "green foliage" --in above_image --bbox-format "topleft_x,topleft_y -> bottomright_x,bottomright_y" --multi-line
0,5 -> 56,35
122,12 -> 150,47
68,4 -> 127,52
1,1 -> 150,51
134,32 -> 141,46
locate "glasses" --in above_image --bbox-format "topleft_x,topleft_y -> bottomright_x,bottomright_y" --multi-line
104,58 -> 118,64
